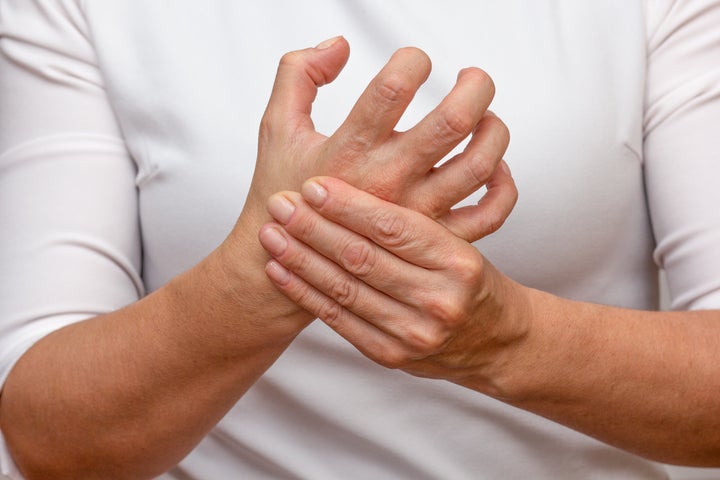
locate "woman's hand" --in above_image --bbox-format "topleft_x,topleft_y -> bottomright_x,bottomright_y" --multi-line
237,36 -> 510,243
219,36 -> 513,337
260,179 -> 720,467
258,174 -> 526,394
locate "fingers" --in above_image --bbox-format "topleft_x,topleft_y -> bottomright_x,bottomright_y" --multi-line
261,222 -> 417,316
258,195 -> 447,353
296,178 -> 469,267
261,220 -> 436,348
261,36 -> 350,134
399,67 -> 496,168
278,175 -> 501,281
331,47 -> 432,150
325,52 -> 497,198
418,112 -> 510,216
258,194 -> 474,368
263,260 -> 409,368
437,160 -> 518,242
261,191 -> 437,298
259,185 -> 491,371
258,40 -> 514,245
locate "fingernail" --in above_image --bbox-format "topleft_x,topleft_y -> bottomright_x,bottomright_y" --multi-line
301,180 -> 327,208
267,194 -> 296,224
266,260 -> 291,285
315,35 -> 342,50
259,226 -> 288,256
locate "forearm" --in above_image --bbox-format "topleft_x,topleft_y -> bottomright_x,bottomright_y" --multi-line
485,283 -> 720,466
258,177 -> 720,466
0,37 -> 505,478
0,240 -> 311,480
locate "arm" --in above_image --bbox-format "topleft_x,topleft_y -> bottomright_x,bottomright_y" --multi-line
260,0 -> 720,466
0,3 -> 510,478
259,176 -> 720,466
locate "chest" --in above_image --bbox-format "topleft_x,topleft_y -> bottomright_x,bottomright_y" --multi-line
86,1 -> 651,301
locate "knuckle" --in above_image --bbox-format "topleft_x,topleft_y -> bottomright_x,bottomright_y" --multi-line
405,325 -> 450,356
465,154 -> 495,186
375,71 -> 413,104
424,295 -> 464,327
279,50 -> 329,86
328,275 -> 359,307
316,298 -> 344,328
339,240 -> 375,277
370,211 -> 411,247
452,253 -> 484,286
438,106 -> 474,140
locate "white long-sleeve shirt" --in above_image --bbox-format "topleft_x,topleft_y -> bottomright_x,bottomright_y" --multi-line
1,1 -> 719,478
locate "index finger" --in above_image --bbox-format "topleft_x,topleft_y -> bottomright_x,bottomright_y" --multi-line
299,176 -> 467,266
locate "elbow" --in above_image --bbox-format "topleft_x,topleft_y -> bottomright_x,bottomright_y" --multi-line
1,424 -> 174,480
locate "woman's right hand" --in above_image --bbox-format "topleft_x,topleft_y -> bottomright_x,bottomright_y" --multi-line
235,36 -> 512,248
0,26 -> 510,479
0,36 -> 513,480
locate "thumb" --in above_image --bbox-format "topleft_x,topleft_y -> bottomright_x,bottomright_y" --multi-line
263,36 -> 350,132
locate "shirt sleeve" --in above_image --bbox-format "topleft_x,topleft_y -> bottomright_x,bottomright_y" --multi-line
644,0 -> 720,310
0,1 -> 143,476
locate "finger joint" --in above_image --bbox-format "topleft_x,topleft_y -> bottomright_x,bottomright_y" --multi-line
370,211 -> 411,248
339,240 -> 376,277
317,298 -> 345,329
329,275 -> 360,308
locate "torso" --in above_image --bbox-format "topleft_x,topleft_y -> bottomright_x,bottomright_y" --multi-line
83,2 -> 662,477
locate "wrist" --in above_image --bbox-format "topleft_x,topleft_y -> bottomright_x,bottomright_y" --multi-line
157,232 -> 312,365
454,262 -> 537,400
217,211 -> 315,332
486,282 -> 576,403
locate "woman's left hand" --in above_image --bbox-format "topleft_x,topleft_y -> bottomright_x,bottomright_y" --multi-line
259,174 -> 720,466
258,174 -> 529,393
